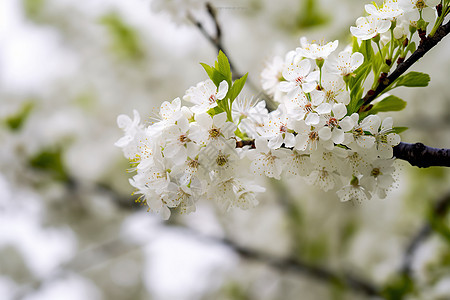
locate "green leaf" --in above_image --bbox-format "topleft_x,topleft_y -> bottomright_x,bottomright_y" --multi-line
405,41 -> 416,55
370,95 -> 407,114
100,12 -> 144,60
207,105 -> 224,117
217,50 -> 232,85
360,40 -> 374,62
200,63 -> 228,87
227,73 -> 248,103
4,101 -> 34,131
29,147 -> 68,181
393,71 -> 430,88
391,126 -> 408,134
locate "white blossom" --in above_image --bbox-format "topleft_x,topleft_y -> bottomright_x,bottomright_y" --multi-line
350,15 -> 391,40
296,37 -> 339,60
183,79 -> 229,114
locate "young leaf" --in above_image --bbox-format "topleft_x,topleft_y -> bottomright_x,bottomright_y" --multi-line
217,50 -> 232,85
370,95 -> 407,114
228,73 -> 248,102
200,62 -> 228,87
391,127 -> 408,134
393,71 -> 430,88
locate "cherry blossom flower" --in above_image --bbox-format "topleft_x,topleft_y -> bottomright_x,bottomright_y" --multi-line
324,48 -> 364,77
188,112 -> 236,148
115,110 -> 145,159
360,159 -> 396,199
336,177 -> 370,203
365,0 -> 404,21
183,79 -> 229,114
318,103 -> 354,148
374,117 -> 401,158
247,138 -> 288,180
398,0 -> 439,22
311,72 -> 350,105
350,15 -> 391,40
258,106 -> 295,149
279,57 -> 319,96
296,37 -> 339,60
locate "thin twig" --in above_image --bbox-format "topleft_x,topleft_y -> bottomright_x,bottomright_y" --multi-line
187,2 -> 278,110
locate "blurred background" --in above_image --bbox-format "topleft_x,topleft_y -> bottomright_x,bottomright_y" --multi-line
1,0 -> 450,299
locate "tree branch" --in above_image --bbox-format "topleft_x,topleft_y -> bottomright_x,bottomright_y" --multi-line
360,20 -> 450,110
218,237 -> 381,297
235,139 -> 450,168
400,191 -> 450,277
393,142 -> 450,168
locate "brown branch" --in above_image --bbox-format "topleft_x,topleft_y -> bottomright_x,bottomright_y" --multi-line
360,20 -> 450,111
401,191 -> 450,277
393,142 -> 450,168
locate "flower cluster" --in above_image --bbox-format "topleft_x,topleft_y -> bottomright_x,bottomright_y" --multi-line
117,0 -> 445,218
116,85 -> 265,219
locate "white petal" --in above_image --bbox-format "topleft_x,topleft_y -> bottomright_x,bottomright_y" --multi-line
305,113 -> 320,125
117,114 -> 132,129
356,136 -> 376,149
213,112 -> 228,128
195,112 -> 213,128
318,127 -> 332,140
216,81 -> 229,100
332,103 -> 347,119
295,134 -> 309,151
387,133 -> 401,146
351,52 -> 364,70
268,134 -> 284,149
332,128 -> 345,144
255,138 -> 270,153
361,115 -> 381,134
315,103 -> 332,114
381,117 -> 393,131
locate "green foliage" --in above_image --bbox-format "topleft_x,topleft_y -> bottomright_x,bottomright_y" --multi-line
347,62 -> 372,115
4,102 -> 34,131
200,63 -> 229,88
391,127 -> 408,134
23,0 -> 46,19
296,0 -> 330,28
100,12 -> 144,61
228,73 -> 248,101
381,275 -> 414,300
405,41 -> 416,56
391,71 -> 430,88
29,147 -> 68,181
369,95 -> 407,114
201,51 -> 248,121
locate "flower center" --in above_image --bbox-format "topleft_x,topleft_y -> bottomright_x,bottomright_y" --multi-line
295,76 -> 304,85
179,134 -> 188,144
415,0 -> 425,9
216,154 -> 228,166
327,117 -> 339,128
305,103 -> 313,112
371,168 -> 381,177
309,131 -> 319,141
279,125 -> 287,133
325,90 -> 336,102
354,127 -> 364,136
209,128 -> 221,138
208,94 -> 216,103
187,159 -> 199,169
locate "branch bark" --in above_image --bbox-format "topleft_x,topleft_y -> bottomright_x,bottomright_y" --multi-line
360,20 -> 450,110
393,142 -> 450,168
